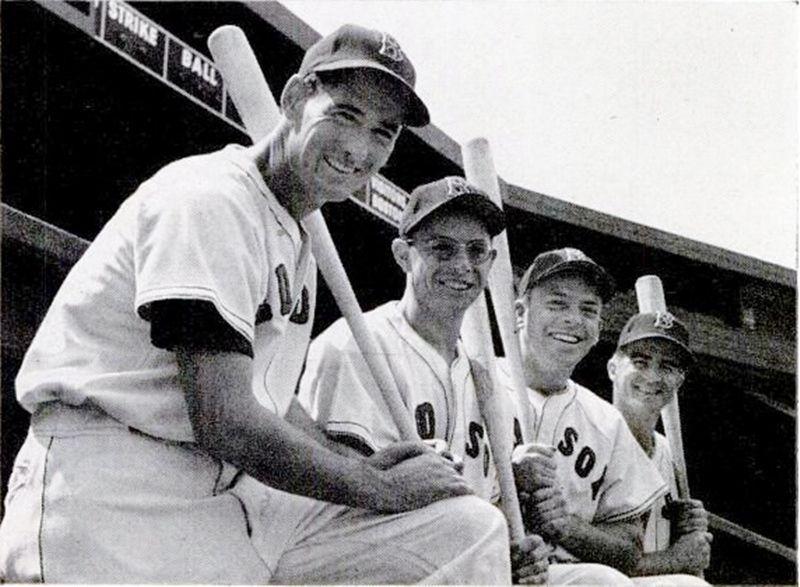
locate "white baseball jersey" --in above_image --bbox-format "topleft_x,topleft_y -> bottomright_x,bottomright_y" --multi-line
298,301 -> 516,502
15,145 -> 316,441
644,432 -> 677,553
497,361 -> 668,562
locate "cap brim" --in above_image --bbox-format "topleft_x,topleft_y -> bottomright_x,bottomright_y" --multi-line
620,333 -> 696,365
539,261 -> 616,302
402,191 -> 506,237
312,60 -> 430,127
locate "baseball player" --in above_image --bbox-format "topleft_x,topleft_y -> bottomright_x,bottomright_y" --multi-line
505,248 -> 669,583
0,25 -> 510,584
299,178 -> 645,585
609,312 -> 712,585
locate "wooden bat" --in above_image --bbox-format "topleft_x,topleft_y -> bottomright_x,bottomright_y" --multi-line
208,26 -> 281,139
462,294 -> 526,541
462,138 -> 536,439
208,25 -> 418,441
460,138 -> 528,541
635,275 -> 690,498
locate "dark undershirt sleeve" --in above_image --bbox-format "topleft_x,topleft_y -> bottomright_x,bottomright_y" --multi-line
141,299 -> 253,357
327,431 -> 375,457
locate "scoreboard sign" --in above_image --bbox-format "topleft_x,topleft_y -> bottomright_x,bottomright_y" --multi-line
40,0 -> 410,226
102,0 -> 164,75
94,0 -> 232,124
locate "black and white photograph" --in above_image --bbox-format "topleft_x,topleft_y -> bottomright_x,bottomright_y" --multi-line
1,1 -> 796,584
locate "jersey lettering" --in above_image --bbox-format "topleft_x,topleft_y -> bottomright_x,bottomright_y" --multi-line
575,446 -> 596,478
465,421 -> 484,458
415,403 -> 435,439
275,265 -> 293,315
483,448 -> 490,477
255,301 -> 272,324
590,465 -> 607,500
558,427 -> 578,456
289,286 -> 310,324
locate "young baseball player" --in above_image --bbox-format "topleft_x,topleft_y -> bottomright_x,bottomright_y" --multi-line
610,312 -> 712,585
505,248 -> 669,583
299,179 -> 642,585
0,25 -> 510,584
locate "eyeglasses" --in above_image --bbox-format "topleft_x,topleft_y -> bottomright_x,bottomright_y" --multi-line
406,236 -> 494,265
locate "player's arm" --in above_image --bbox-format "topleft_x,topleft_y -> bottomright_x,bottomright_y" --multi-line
631,531 -> 712,577
555,515 -> 644,573
177,349 -> 471,512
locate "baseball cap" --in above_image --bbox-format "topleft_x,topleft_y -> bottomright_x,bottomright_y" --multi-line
399,176 -> 505,237
616,311 -> 695,364
299,24 -> 429,127
518,247 -> 615,302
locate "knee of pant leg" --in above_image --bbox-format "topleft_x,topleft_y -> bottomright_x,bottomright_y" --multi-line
440,495 -> 509,543
575,562 -> 634,585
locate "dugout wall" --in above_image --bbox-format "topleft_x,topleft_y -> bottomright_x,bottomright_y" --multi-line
2,1 -> 795,583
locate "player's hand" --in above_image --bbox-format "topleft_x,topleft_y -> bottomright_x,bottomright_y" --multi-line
365,442 -> 472,512
669,531 -> 713,575
510,534 -> 550,584
523,485 -> 570,542
512,443 -> 558,493
671,498 -> 709,536
423,438 -> 464,474
366,441 -> 428,470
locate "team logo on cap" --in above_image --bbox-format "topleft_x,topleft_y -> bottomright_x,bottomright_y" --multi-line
445,177 -> 471,197
562,248 -> 586,262
379,32 -> 405,62
653,311 -> 675,330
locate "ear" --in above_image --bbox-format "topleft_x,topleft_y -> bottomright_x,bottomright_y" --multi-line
280,74 -> 312,123
391,238 -> 411,272
514,298 -> 527,331
606,356 -> 617,381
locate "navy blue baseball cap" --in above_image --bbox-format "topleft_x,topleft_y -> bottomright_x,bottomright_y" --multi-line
300,24 -> 429,127
399,176 -> 505,237
617,311 -> 695,364
518,247 -> 615,302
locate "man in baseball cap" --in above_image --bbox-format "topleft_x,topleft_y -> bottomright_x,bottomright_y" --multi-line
610,312 -> 711,584
504,247 -> 670,583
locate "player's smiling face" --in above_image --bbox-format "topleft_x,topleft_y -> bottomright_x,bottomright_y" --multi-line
610,339 -> 686,414
285,70 -> 404,211
402,211 -> 495,313
518,273 -> 602,372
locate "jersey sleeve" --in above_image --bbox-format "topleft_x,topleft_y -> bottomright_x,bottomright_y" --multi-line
133,177 -> 264,347
298,321 -> 404,453
593,417 -> 669,524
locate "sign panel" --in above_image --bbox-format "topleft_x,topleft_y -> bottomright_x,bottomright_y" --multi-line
166,41 -> 223,111
102,0 -> 165,75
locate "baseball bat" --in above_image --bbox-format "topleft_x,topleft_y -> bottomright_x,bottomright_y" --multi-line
634,275 -> 690,498
462,294 -> 526,541
462,138 -> 535,439
208,26 -> 281,139
208,26 -> 418,441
